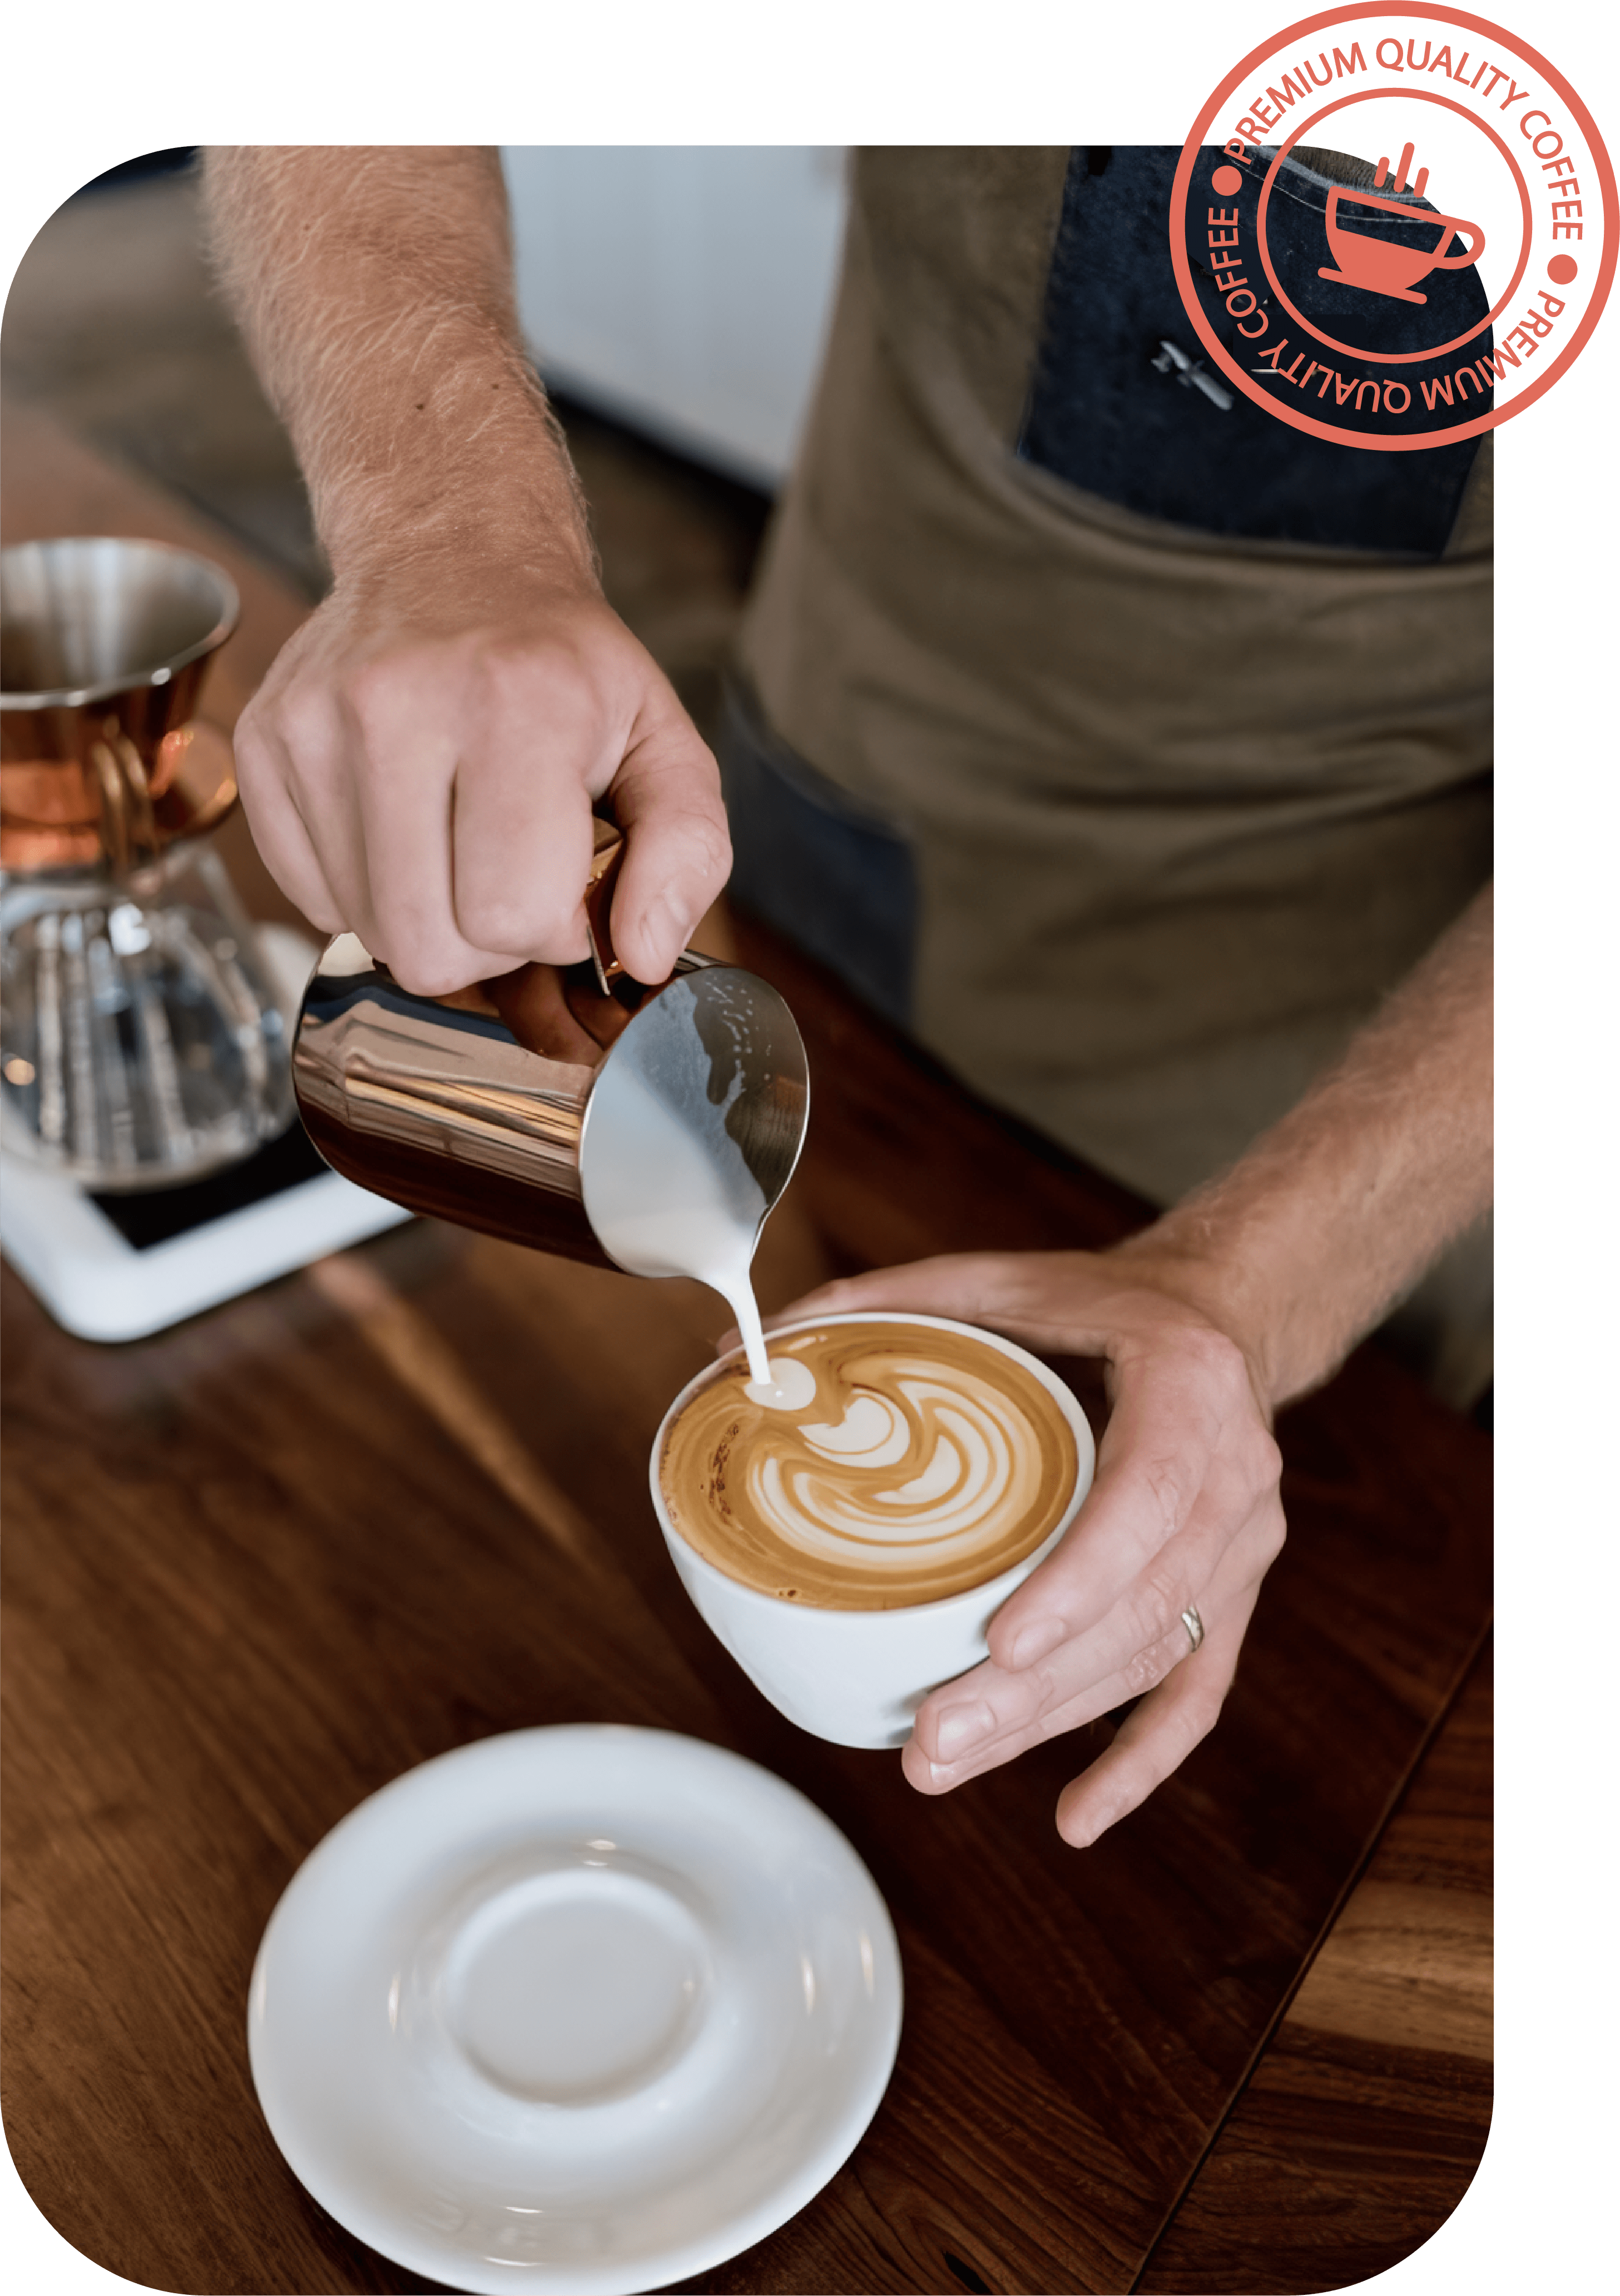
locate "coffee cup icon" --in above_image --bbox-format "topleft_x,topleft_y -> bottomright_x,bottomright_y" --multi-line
1316,144 -> 1484,305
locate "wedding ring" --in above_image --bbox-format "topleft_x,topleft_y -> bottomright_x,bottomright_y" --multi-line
1181,1605 -> 1205,1655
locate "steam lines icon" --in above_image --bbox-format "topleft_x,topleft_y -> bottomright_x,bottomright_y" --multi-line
1375,142 -> 1430,198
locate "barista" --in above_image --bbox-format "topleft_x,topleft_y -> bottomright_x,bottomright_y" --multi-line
201,146 -> 1492,1849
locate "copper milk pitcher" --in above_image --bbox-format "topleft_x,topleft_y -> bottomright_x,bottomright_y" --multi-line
292,824 -> 810,1278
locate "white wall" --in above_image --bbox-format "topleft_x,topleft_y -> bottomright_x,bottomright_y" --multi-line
500,147 -> 848,491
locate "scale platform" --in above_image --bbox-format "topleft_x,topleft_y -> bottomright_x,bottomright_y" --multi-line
0,925 -> 410,1343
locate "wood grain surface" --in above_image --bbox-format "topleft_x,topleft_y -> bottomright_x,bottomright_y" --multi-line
2,398 -> 1493,2293
1141,1645 -> 1493,2293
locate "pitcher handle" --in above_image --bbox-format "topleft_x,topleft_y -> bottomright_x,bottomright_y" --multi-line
583,817 -> 628,993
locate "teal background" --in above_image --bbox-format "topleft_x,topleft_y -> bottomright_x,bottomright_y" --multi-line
3,0 -> 1606,2287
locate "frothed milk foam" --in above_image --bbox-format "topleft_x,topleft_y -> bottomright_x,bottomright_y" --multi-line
659,1320 -> 1080,1610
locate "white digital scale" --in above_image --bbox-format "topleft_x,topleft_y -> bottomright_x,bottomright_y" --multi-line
0,924 -> 409,1343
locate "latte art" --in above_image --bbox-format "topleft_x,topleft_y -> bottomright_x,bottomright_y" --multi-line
658,1321 -> 1079,1609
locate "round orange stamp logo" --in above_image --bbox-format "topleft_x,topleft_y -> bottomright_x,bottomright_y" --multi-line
1170,5 -> 1614,446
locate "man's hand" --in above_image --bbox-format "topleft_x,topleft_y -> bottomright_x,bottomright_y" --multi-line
755,887 -> 1490,1845
235,570 -> 730,994
202,147 -> 730,992
766,1253 -> 1285,1846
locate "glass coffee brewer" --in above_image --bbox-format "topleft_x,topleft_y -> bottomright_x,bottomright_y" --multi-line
1,536 -> 295,1189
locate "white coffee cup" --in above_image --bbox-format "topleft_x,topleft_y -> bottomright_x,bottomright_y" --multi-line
649,1312 -> 1097,1749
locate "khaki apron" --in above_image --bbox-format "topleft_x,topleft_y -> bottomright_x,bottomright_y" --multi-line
737,150 -> 1493,1402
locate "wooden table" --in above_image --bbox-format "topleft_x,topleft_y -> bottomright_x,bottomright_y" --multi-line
2,402 -> 1493,2293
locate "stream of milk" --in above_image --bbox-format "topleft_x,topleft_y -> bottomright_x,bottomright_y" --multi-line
579,981 -> 809,1406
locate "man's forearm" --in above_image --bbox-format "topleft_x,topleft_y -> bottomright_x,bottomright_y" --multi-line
196,147 -> 730,996
1124,884 -> 1493,1409
200,147 -> 592,590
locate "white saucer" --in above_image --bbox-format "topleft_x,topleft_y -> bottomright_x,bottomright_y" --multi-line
249,1726 -> 903,2294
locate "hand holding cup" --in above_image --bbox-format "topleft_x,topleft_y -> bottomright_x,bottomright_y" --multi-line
753,1253 -> 1286,1847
